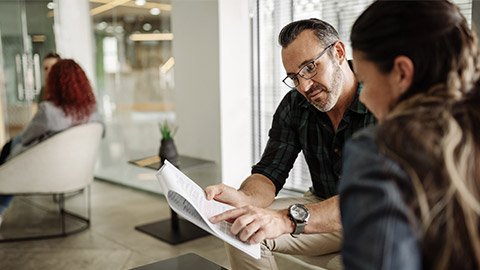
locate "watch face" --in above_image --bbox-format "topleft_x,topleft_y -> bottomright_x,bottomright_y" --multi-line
290,204 -> 309,220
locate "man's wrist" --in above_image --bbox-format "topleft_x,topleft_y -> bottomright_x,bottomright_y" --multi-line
282,209 -> 296,234
236,189 -> 254,207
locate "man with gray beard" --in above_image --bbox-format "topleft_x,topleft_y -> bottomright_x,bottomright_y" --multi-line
205,18 -> 375,270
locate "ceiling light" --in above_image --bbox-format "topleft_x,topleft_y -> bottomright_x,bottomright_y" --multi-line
106,26 -> 114,34
115,26 -> 124,33
142,23 -> 152,31
135,0 -> 146,6
96,21 -> 108,31
150,8 -> 161,15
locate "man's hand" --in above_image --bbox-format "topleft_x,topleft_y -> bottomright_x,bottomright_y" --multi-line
205,174 -> 276,208
204,184 -> 247,208
209,206 -> 293,244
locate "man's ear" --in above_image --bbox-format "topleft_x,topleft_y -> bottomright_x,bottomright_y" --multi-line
391,56 -> 414,96
332,41 -> 347,65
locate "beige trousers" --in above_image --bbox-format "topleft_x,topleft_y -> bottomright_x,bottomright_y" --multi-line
226,193 -> 342,270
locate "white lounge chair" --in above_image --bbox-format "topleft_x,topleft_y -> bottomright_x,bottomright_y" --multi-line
0,122 -> 103,242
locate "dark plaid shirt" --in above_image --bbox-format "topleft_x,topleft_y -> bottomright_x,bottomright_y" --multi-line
252,84 -> 376,199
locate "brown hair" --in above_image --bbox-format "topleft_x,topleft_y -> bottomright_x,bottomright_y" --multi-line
44,51 -> 61,60
351,1 -> 479,102
278,18 -> 339,48
352,1 -> 480,269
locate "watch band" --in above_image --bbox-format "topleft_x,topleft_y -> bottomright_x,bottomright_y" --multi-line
292,220 -> 306,235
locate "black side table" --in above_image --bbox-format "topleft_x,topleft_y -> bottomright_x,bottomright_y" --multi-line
130,155 -> 214,245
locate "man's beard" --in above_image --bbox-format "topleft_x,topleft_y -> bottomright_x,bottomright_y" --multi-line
308,65 -> 343,112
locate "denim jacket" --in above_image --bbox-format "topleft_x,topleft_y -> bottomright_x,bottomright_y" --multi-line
339,126 -> 421,270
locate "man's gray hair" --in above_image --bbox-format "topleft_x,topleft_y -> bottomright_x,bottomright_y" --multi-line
278,18 -> 339,48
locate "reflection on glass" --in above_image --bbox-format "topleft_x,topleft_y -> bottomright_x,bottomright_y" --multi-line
0,0 -> 56,139
90,1 -> 177,193
91,1 -> 174,119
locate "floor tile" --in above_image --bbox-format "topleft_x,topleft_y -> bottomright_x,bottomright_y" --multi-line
0,179 -> 231,269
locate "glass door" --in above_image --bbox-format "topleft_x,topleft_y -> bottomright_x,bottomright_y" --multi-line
0,0 -> 56,141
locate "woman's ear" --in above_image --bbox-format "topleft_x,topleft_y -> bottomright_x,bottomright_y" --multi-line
391,56 -> 414,96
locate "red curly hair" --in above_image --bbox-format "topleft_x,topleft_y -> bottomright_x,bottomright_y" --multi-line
46,59 -> 97,122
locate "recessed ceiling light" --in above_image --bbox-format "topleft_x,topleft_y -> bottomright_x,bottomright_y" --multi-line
150,8 -> 161,15
106,26 -> 114,34
96,21 -> 108,31
135,0 -> 146,6
142,23 -> 152,31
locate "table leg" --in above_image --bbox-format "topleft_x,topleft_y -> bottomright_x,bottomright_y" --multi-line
135,208 -> 209,245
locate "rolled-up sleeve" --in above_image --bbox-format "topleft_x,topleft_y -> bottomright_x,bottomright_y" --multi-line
339,127 -> 421,270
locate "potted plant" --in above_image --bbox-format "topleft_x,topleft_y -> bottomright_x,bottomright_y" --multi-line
158,120 -> 179,167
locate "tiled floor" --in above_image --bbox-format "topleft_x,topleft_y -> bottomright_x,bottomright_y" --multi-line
0,180 -> 312,270
0,180 -> 230,270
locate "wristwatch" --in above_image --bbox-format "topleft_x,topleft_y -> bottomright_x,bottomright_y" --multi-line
288,204 -> 310,236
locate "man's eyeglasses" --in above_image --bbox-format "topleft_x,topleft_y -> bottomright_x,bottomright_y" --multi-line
282,43 -> 335,89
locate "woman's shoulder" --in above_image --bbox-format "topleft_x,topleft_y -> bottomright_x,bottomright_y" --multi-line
35,101 -> 72,127
341,125 -> 411,188
38,101 -> 62,113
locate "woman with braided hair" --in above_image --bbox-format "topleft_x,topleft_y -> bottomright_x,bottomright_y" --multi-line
339,1 -> 480,269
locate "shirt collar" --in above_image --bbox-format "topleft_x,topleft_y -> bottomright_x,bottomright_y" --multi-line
347,83 -> 369,114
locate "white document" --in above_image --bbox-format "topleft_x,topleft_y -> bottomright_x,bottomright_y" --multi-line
156,160 -> 261,259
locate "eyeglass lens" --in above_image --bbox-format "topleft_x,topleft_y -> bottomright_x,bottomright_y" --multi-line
283,42 -> 335,89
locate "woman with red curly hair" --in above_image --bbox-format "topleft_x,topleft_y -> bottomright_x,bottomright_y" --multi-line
0,59 -> 103,226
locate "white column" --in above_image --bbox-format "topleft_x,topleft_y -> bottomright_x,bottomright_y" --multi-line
171,0 -> 252,187
171,0 -> 222,169
218,0 -> 253,187
53,0 -> 96,88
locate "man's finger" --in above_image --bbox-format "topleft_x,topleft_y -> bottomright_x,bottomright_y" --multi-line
204,186 -> 217,200
209,207 -> 244,223
230,212 -> 255,235
204,184 -> 226,200
249,228 -> 266,244
238,220 -> 261,242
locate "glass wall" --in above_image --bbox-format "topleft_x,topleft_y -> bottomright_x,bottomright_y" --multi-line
90,0 -> 176,193
0,0 -> 56,141
90,0 -> 174,120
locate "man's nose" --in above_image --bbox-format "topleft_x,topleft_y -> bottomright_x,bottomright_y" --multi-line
297,76 -> 313,94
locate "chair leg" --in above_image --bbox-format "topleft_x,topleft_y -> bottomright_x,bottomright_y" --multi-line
52,189 -> 84,203
0,186 -> 91,243
59,193 -> 66,235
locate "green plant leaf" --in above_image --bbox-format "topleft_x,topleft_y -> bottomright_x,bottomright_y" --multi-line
158,120 -> 178,140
